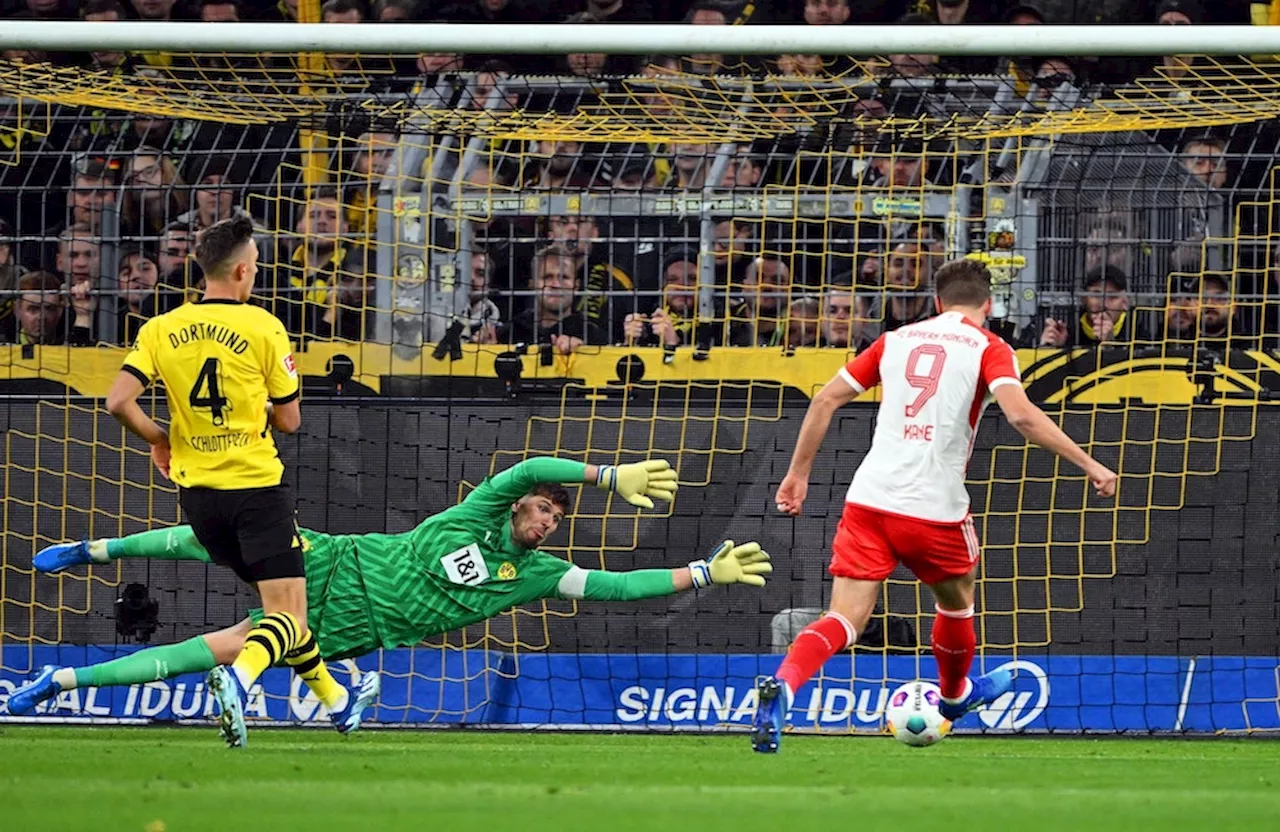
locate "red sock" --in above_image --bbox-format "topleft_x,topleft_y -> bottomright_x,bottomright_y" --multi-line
932,605 -> 976,700
776,613 -> 856,700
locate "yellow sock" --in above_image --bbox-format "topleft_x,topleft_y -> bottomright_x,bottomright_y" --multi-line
284,630 -> 348,711
231,611 -> 300,688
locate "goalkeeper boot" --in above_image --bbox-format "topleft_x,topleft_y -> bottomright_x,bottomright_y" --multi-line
751,676 -> 787,754
330,670 -> 381,735
33,541 -> 94,574
207,666 -> 249,749
937,669 -> 1014,723
5,665 -> 63,715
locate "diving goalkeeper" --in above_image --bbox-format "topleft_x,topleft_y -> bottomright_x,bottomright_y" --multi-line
6,457 -> 772,729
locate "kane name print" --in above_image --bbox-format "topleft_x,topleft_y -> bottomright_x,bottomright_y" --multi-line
442,543 -> 490,586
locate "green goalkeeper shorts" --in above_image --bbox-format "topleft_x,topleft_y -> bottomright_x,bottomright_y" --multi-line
248,529 -> 380,661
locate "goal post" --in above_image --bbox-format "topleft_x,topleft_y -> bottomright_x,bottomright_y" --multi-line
1,22 -> 1279,57
1,19 -> 1279,737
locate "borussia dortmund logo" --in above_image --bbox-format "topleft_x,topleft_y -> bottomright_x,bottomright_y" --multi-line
497,562 -> 517,580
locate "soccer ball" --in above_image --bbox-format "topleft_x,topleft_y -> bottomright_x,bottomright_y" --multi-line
885,680 -> 952,747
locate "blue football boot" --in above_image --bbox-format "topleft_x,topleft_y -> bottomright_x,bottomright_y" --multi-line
937,669 -> 1014,722
751,676 -> 788,753
207,666 -> 249,749
33,541 -> 94,574
6,665 -> 63,715
329,670 -> 381,734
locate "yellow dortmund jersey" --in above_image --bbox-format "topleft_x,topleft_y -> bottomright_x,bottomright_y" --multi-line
122,299 -> 299,490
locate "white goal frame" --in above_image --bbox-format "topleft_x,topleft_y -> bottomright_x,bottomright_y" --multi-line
0,22 -> 1276,57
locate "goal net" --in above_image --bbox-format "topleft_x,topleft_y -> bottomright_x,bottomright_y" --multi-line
2,22 -> 1279,734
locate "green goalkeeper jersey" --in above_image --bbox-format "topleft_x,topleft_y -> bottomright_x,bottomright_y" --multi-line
301,457 -> 584,658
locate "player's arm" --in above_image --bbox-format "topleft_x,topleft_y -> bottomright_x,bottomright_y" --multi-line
262,318 -> 301,434
554,540 -> 772,602
776,336 -> 884,516
991,384 -> 1117,497
107,326 -> 172,477
469,457 -> 677,510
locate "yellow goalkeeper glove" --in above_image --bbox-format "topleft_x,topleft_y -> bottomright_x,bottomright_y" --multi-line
688,540 -> 773,589
595,460 -> 678,509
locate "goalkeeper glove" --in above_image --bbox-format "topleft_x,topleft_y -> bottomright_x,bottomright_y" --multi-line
595,459 -> 678,509
688,540 -> 773,589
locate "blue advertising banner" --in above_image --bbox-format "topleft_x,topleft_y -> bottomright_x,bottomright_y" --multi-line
2,647 -> 1277,733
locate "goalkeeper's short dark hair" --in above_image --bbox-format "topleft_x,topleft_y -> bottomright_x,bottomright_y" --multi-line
529,483 -> 571,514
195,216 -> 255,279
934,258 -> 993,308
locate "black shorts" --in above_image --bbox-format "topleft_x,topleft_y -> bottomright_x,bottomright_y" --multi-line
178,484 -> 304,584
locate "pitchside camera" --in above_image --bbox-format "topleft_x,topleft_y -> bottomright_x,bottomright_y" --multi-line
114,583 -> 159,644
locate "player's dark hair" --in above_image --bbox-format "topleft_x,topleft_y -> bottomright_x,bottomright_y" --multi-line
529,483 -> 571,514
934,259 -> 992,308
194,215 -> 255,279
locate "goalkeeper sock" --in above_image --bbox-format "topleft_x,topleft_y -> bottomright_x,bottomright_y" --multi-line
231,611 -> 302,690
931,605 -> 976,701
57,636 -> 217,690
775,612 -> 856,703
284,630 -> 349,712
113,527 -> 211,563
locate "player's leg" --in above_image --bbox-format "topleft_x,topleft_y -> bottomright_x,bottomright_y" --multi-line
906,515 -> 1012,722
5,620 -> 250,716
33,526 -> 213,573
753,503 -> 894,753
223,486 -> 349,722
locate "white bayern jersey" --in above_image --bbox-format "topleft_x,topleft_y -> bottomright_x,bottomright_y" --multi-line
838,310 -> 1021,524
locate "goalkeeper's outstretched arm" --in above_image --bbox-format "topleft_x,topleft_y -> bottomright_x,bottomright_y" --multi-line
472,456 -> 680,510
555,541 -> 772,602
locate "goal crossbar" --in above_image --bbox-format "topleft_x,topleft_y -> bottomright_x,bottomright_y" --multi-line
0,22 -> 1276,57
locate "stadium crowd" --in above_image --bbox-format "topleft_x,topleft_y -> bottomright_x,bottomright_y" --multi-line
0,0 -> 1277,356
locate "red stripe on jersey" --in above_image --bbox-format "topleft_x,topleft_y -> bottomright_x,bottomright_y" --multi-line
844,334 -> 886,391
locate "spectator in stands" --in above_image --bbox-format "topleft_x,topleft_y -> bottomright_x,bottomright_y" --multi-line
155,222 -> 195,289
785,295 -> 821,349
131,0 -> 175,20
469,60 -> 517,110
734,256 -> 792,347
1182,135 -> 1228,189
312,270 -> 373,341
1037,267 -> 1137,349
276,189 -> 368,337
82,0 -> 133,72
820,275 -> 855,348
732,150 -> 766,190
873,238 -> 941,332
506,244 -> 605,351
1156,0 -> 1201,82
343,131 -> 397,235
0,218 -> 25,327
713,218 -> 754,284
122,148 -> 189,237
66,160 -> 120,233
803,0 -> 850,25
117,245 -> 159,341
664,143 -> 716,190
322,0 -> 365,75
174,157 -> 250,231
609,157 -> 657,190
1083,216 -> 1134,277
685,0 -> 728,75
17,0 -> 70,20
0,272 -> 91,346
622,247 -> 697,347
374,0 -> 416,20
200,0 -> 240,20
883,14 -> 940,78
560,12 -> 636,76
525,141 -> 589,189
1032,57 -> 1078,104
1163,273 -> 1251,354
55,225 -> 101,288
542,214 -> 635,341
464,250 -> 501,344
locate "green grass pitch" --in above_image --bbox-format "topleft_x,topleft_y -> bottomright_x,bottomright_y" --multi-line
2,727 -> 1277,831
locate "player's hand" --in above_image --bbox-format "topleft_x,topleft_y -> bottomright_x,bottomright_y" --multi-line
775,472 -> 808,516
150,437 -> 172,480
597,459 -> 678,509
695,540 -> 772,588
1086,461 -> 1118,498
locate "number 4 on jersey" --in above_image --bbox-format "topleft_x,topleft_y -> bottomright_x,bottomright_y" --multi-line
189,357 -> 231,427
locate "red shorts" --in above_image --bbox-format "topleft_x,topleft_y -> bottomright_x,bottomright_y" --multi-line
829,502 -> 980,586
